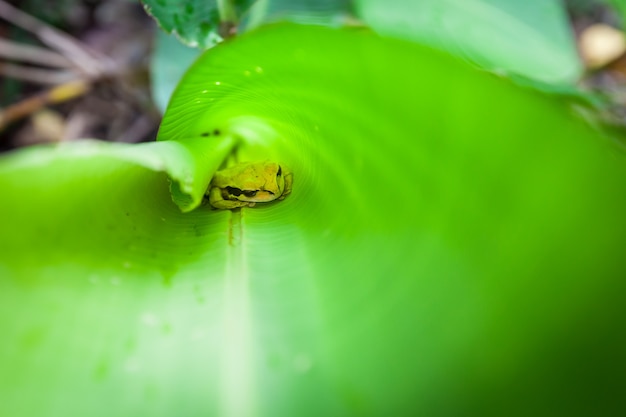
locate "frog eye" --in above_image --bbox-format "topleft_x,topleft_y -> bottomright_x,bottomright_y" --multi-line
277,166 -> 282,177
243,190 -> 258,197
226,187 -> 242,196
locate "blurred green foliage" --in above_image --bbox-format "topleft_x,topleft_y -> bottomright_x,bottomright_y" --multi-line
150,30 -> 201,113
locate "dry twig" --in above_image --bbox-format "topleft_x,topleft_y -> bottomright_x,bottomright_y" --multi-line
0,37 -> 73,67
0,0 -> 154,142
0,62 -> 77,84
0,79 -> 91,130
0,0 -> 110,76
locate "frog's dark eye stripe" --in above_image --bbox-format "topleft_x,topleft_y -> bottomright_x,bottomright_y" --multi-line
226,187 -> 258,198
277,166 -> 282,177
226,187 -> 242,196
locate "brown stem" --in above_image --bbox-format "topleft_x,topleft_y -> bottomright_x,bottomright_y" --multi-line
0,79 -> 91,130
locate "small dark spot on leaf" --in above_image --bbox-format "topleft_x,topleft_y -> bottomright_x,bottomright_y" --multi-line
213,129 -> 220,135
201,132 -> 210,137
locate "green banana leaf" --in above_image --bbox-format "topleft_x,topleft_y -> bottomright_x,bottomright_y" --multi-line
1,23 -> 626,416
356,0 -> 582,83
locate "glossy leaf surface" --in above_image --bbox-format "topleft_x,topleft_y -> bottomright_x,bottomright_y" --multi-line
357,0 -> 582,82
1,24 -> 626,417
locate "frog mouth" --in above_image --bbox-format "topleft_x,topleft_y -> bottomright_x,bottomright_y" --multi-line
245,190 -> 276,202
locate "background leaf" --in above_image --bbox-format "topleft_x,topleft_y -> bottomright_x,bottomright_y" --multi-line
356,0 -> 583,83
2,23 -> 626,416
607,0 -> 626,25
240,0 -> 353,30
150,30 -> 202,113
141,0 -> 256,48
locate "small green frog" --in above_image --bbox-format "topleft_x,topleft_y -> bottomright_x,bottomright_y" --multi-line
207,161 -> 293,209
